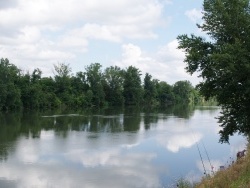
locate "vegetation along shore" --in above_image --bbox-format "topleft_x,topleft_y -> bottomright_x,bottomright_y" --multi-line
0,58 -> 214,112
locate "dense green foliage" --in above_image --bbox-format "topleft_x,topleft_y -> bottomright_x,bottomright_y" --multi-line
0,58 -> 206,111
177,0 -> 250,142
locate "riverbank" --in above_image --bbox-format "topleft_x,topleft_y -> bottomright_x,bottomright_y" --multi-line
195,143 -> 250,188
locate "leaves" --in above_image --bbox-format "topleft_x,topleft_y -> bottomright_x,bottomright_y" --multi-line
0,58 -> 202,111
123,66 -> 143,105
177,0 -> 250,142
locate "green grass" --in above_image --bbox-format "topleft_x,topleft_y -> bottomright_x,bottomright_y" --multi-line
196,144 -> 250,188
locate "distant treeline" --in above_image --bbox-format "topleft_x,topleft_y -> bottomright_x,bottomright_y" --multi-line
0,58 -> 215,111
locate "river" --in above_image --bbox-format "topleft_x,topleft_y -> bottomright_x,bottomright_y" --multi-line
0,105 -> 246,188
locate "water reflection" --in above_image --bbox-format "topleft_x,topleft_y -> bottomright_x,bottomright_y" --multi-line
0,106 -> 247,187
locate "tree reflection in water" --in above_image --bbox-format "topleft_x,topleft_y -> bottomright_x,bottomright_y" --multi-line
0,105 -> 244,188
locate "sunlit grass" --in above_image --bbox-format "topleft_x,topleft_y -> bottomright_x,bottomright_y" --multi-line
196,144 -> 250,188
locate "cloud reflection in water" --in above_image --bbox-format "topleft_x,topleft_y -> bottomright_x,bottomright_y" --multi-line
0,133 -> 162,188
0,108 -> 247,187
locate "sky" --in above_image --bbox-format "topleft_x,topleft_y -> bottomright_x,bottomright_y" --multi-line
0,0 -> 204,86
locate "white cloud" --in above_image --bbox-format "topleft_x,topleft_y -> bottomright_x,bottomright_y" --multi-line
121,43 -> 143,63
157,39 -> 185,61
15,26 -> 41,44
114,41 -> 201,85
0,0 -> 166,76
0,0 -> 164,34
0,0 -> 204,85
63,24 -> 122,43
185,8 -> 202,23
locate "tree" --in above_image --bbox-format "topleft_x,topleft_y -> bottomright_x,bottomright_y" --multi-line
103,66 -> 124,106
31,68 -> 42,83
53,63 -> 72,106
70,72 -> 89,107
156,81 -> 174,106
143,73 -> 156,106
40,77 -> 60,108
177,0 -> 250,142
85,63 -> 105,106
0,58 -> 21,110
17,72 -> 31,109
53,63 -> 72,78
173,80 -> 194,104
123,66 -> 142,105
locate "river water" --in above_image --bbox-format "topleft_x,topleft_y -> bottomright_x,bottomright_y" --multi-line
0,106 -> 247,188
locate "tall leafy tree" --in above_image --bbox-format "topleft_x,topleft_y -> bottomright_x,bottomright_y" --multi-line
85,63 -> 105,106
143,73 -> 156,106
156,81 -> 174,106
73,71 -> 89,94
173,80 -> 194,104
40,77 -> 60,108
18,72 -> 31,109
0,58 -> 21,110
177,0 -> 250,142
123,66 -> 142,105
103,66 -> 124,106
53,63 -> 72,106
29,69 -> 44,109
18,69 -> 57,109
70,71 -> 89,107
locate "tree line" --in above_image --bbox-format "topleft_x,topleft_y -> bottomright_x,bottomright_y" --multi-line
0,58 -> 210,111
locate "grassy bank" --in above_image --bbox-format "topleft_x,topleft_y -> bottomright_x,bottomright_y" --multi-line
195,144 -> 250,188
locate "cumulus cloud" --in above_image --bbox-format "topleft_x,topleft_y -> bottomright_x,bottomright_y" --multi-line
61,24 -> 122,43
120,43 -> 145,64
114,40 -> 200,85
0,0 -> 165,76
0,0 -> 164,38
185,8 -> 202,23
0,0 -> 203,85
157,39 -> 185,61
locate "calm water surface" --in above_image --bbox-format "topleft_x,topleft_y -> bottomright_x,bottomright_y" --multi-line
0,106 -> 246,188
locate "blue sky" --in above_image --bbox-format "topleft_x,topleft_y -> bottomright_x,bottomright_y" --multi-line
0,0 -> 204,85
